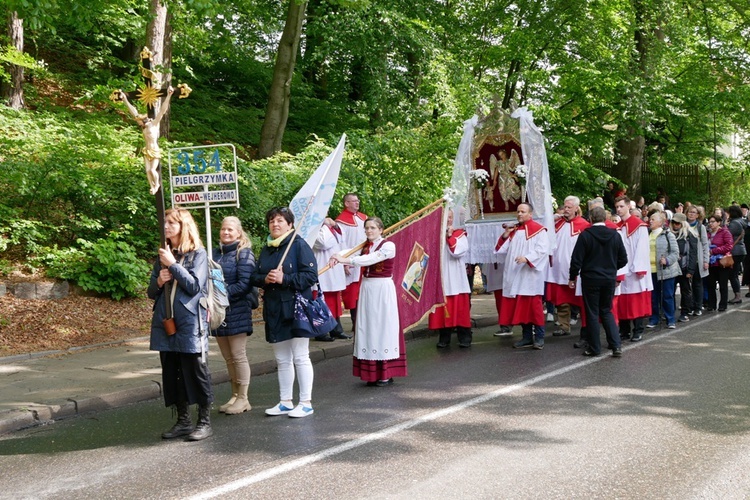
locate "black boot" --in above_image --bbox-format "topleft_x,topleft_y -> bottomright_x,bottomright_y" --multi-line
457,327 -> 472,348
187,404 -> 213,441
162,402 -> 193,439
436,328 -> 452,348
329,319 -> 352,340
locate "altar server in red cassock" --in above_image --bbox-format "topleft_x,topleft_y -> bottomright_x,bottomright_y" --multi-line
313,218 -> 351,341
429,209 -> 473,348
546,196 -> 590,338
332,217 -> 405,387
335,193 -> 367,330
494,203 -> 551,350
614,196 -> 653,342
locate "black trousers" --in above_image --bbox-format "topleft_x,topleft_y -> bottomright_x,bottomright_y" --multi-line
581,283 -> 620,354
707,265 -> 732,310
160,351 -> 214,407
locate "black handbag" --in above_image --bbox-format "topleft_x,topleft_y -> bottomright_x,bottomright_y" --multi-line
293,284 -> 338,338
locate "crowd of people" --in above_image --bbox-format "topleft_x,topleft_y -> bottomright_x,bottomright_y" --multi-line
146,189 -> 749,441
479,193 -> 749,357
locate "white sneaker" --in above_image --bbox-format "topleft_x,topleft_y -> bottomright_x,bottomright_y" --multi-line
288,403 -> 314,418
570,318 -> 578,325
265,402 -> 294,416
546,313 -> 554,322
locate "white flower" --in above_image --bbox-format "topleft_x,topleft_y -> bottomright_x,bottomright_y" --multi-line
550,195 -> 558,210
469,169 -> 490,189
515,164 -> 529,179
442,187 -> 459,203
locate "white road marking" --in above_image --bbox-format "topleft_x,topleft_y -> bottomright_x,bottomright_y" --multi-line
188,313 -> 719,499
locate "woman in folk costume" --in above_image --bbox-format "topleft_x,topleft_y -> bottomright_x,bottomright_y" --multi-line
332,217 -> 405,386
429,209 -> 473,348
494,203 -> 551,350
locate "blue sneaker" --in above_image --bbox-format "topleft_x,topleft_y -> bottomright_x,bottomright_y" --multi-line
288,403 -> 314,418
265,402 -> 294,416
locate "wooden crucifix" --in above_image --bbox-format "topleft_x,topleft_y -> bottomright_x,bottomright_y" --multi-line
111,47 -> 191,322
110,46 -> 192,249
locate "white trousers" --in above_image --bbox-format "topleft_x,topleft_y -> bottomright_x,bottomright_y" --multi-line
272,338 -> 313,402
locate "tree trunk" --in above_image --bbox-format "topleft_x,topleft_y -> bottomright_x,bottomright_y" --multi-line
613,133 -> 645,194
613,0 -> 661,196
4,11 -> 24,110
259,0 -> 308,159
161,11 -> 174,138
146,0 -> 169,127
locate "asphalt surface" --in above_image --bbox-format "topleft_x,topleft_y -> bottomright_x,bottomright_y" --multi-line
1,298 -> 749,499
0,294 -> 500,435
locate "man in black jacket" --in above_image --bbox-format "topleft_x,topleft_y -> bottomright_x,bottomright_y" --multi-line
569,207 -> 628,357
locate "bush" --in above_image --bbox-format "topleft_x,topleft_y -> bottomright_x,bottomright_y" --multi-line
36,229 -> 150,300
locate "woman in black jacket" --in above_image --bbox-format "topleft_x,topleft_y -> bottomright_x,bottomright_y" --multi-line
212,216 -> 255,415
726,205 -> 747,304
251,207 -> 318,418
671,213 -> 698,322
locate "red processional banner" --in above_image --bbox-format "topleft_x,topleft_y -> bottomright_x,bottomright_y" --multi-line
389,205 -> 445,332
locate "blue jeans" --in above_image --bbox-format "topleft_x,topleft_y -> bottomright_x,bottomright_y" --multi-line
521,324 -> 545,342
650,274 -> 676,325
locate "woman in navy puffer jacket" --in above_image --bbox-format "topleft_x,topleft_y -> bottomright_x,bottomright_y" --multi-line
212,216 -> 256,415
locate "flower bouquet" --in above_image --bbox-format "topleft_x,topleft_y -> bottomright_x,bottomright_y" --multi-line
515,164 -> 529,202
469,169 -> 490,190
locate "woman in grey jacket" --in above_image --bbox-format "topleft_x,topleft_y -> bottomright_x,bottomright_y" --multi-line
647,211 -> 681,329
148,208 -> 213,441
686,206 -> 710,315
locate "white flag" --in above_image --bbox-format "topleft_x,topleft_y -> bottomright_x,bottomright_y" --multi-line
289,134 -> 346,247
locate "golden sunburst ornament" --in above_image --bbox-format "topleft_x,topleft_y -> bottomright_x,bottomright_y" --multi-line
137,84 -> 161,108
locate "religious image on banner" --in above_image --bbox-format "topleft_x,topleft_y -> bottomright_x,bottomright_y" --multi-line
389,206 -> 444,332
401,243 -> 429,301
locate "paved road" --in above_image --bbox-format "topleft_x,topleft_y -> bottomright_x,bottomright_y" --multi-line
2,307 -> 750,499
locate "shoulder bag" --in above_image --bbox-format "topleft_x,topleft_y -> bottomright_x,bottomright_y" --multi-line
719,232 -> 743,268
293,284 -> 338,338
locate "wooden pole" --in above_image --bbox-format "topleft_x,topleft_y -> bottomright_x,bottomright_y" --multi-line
318,197 -> 445,275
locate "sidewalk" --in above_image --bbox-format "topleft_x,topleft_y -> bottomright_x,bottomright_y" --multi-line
0,294 -> 499,435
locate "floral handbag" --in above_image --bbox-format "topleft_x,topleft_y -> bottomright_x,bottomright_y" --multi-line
292,284 -> 338,338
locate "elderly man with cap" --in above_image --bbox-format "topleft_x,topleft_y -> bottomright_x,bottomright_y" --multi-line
546,195 -> 590,339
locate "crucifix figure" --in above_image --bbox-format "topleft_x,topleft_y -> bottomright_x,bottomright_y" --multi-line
119,86 -> 173,194
110,47 -> 192,196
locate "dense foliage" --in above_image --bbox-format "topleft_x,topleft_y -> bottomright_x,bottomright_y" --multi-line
1,0 -> 749,298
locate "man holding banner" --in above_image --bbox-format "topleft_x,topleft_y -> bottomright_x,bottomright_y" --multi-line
336,193 -> 368,331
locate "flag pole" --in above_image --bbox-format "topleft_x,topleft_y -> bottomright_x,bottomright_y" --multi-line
318,197 -> 445,275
